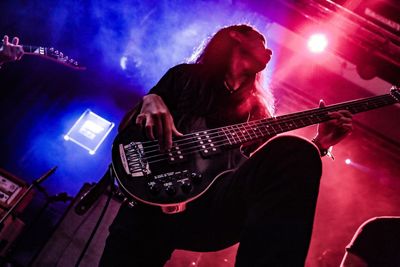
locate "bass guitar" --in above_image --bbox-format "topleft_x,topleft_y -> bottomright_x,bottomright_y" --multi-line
112,86 -> 400,214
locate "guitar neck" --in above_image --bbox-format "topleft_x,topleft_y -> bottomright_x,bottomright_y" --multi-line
21,44 -> 84,70
22,45 -> 47,55
218,88 -> 400,146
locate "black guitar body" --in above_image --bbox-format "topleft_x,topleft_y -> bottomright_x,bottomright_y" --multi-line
112,121 -> 245,214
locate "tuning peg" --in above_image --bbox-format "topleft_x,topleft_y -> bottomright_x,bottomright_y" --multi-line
55,50 -> 59,55
59,52 -> 63,57
49,47 -> 54,51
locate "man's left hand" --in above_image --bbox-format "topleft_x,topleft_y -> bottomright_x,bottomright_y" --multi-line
314,99 -> 353,150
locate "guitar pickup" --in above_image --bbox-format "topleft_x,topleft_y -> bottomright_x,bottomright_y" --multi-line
167,145 -> 186,163
199,144 -> 219,157
195,132 -> 220,157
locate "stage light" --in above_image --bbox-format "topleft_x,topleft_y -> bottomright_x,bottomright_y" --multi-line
64,109 -> 115,155
345,158 -> 352,165
307,34 -> 328,53
120,56 -> 128,70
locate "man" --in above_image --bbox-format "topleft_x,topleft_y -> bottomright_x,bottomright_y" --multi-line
341,216 -> 400,267
100,24 -> 352,266
0,35 -> 24,67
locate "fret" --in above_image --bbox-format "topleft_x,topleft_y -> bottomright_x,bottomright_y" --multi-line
267,122 -> 276,135
228,126 -> 239,144
240,124 -> 252,141
258,123 -> 268,135
274,123 -> 282,134
256,124 -> 264,137
254,121 -> 265,137
234,125 -> 247,142
220,128 -> 232,146
248,121 -> 260,139
243,125 -> 253,140
283,121 -> 291,131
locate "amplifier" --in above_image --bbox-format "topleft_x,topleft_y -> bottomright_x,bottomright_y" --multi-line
0,169 -> 29,212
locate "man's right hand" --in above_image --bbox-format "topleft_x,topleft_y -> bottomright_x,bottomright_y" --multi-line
136,94 -> 183,152
0,35 -> 24,65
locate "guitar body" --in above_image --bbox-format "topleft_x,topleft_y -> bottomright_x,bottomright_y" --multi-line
112,119 -> 246,214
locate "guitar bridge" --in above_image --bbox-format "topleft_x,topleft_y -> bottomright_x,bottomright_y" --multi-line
119,142 -> 150,177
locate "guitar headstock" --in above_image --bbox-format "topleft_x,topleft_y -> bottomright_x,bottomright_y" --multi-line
390,86 -> 400,102
23,45 -> 86,70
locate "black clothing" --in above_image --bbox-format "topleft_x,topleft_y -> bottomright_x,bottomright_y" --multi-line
100,64 -> 323,267
346,216 -> 400,267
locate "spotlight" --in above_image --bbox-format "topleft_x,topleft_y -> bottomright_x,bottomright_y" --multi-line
345,158 -> 351,165
64,109 -> 115,155
120,56 -> 128,70
307,34 -> 328,53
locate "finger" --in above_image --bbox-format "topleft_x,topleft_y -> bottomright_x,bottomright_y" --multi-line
12,36 -> 19,45
135,113 -> 146,128
153,115 -> 165,150
172,124 -> 183,136
319,99 -> 325,108
144,115 -> 155,140
338,110 -> 352,118
3,35 -> 9,45
327,112 -> 342,119
162,115 -> 173,150
16,47 -> 24,60
341,123 -> 353,130
338,117 -> 352,123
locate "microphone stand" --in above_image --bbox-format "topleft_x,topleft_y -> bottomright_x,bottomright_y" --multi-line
0,166 -> 57,232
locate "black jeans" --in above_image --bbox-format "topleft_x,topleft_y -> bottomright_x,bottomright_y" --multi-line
99,135 -> 322,267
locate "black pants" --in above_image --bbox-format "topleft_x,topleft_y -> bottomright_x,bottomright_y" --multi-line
99,135 -> 323,267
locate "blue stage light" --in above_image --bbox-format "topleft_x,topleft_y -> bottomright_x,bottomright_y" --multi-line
64,109 -> 115,155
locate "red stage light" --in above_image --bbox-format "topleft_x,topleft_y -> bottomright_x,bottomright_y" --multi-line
307,34 -> 328,53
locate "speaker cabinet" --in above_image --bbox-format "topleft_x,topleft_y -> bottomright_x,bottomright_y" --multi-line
31,184 -> 122,267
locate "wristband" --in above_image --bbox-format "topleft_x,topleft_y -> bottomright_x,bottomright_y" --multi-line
311,138 -> 334,160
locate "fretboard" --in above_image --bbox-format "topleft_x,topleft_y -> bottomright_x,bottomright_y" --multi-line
218,89 -> 399,146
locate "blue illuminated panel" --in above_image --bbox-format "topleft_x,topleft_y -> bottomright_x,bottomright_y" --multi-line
64,109 -> 114,154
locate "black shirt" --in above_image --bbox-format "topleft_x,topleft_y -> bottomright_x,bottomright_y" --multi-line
148,63 -> 268,133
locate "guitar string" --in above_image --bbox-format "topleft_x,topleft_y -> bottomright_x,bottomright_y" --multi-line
126,95 -> 396,172
128,95 -> 395,171
136,95 -> 393,156
137,94 -> 393,153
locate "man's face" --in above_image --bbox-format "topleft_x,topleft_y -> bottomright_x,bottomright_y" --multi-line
240,31 -> 272,72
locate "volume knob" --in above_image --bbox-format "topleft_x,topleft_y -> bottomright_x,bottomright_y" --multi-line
181,181 -> 192,193
165,185 -> 177,196
191,173 -> 202,184
148,183 -> 162,195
